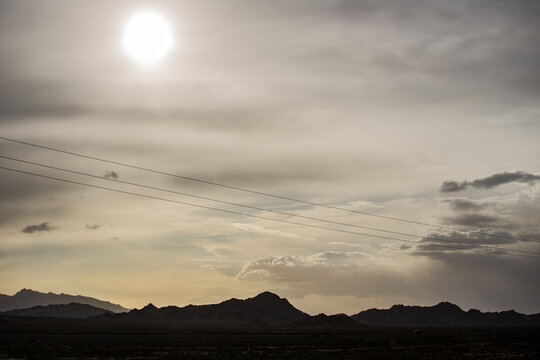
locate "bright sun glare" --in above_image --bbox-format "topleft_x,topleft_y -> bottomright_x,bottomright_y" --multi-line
123,12 -> 173,64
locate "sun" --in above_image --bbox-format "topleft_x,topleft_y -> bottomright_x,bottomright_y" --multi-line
123,11 -> 173,64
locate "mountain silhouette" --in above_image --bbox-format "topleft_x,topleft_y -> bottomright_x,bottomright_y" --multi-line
0,289 -> 129,313
1,303 -> 112,318
103,291 -> 309,327
284,313 -> 368,331
2,289 -> 539,329
352,302 -> 540,327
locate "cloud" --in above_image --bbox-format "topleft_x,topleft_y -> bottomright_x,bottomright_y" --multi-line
85,224 -> 101,230
517,233 -> 540,243
236,247 -> 540,314
0,80 -> 282,131
103,171 -> 118,179
201,244 -> 241,259
416,231 -> 518,256
232,223 -> 302,239
444,213 -> 500,227
21,222 -> 55,234
2,0 -> 540,316
399,244 -> 412,250
236,251 -> 367,281
348,200 -> 385,212
444,198 -> 487,212
441,171 -> 540,192
201,264 -> 243,277
471,172 -> 540,189
440,181 -> 468,192
329,241 -> 364,248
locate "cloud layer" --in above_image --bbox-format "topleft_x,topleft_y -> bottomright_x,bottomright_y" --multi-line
441,171 -> 540,193
1,0 -> 539,314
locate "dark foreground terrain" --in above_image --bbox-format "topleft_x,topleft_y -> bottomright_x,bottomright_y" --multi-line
1,327 -> 539,359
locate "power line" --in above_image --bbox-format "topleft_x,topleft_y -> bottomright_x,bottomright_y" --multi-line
3,155 -> 540,256
1,165 -> 539,260
0,136 -> 528,243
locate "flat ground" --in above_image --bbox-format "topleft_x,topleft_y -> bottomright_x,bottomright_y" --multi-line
1,327 -> 539,359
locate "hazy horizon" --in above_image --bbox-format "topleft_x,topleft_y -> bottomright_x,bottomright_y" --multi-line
5,287 -> 540,316
1,0 -> 540,316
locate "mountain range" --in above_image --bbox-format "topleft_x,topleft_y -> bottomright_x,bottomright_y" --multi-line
2,303 -> 112,318
0,289 -> 129,313
2,289 -> 540,328
101,291 -> 309,327
352,302 -> 540,327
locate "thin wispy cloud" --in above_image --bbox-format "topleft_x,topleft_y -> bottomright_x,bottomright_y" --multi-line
232,223 -> 302,239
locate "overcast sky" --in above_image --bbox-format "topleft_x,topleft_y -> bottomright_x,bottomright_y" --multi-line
1,0 -> 540,315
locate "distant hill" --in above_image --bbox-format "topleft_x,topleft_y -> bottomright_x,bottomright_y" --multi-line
352,302 -> 540,327
284,313 -> 368,331
2,303 -> 112,318
0,289 -> 129,313
102,291 -> 309,327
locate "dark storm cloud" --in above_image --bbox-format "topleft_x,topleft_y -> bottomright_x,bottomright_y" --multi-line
441,171 -> 540,192
444,213 -> 500,227
103,171 -> 118,179
21,222 -> 55,234
419,251 -> 540,314
472,172 -> 540,189
517,233 -> 540,243
445,198 -> 487,212
415,241 -> 478,253
414,231 -> 518,257
238,248 -> 540,314
86,224 -> 101,230
440,181 -> 468,193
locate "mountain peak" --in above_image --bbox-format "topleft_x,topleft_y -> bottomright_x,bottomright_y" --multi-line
142,303 -> 158,311
16,288 -> 37,295
254,291 -> 281,300
434,302 -> 462,311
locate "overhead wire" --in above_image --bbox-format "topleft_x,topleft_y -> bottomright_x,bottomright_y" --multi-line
2,155 -> 540,255
1,165 -> 539,260
0,136 -> 530,244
